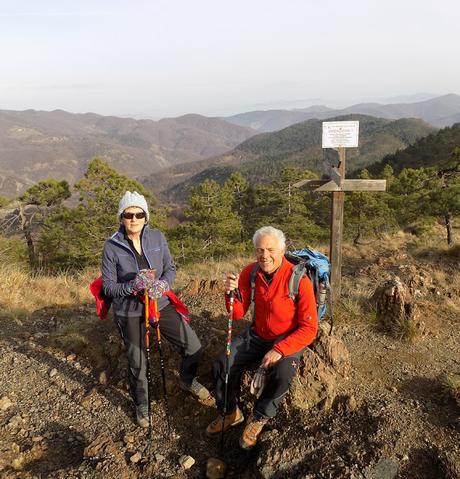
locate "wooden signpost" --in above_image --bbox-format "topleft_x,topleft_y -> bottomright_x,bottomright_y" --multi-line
294,121 -> 386,304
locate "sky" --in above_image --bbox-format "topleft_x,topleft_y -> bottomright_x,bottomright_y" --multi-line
1,0 -> 459,119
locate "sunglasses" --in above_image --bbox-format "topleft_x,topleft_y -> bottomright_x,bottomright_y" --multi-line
122,211 -> 146,220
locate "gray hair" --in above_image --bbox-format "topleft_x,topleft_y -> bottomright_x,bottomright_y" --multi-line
252,226 -> 286,250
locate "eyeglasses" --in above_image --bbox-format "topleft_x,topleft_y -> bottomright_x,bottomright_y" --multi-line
122,211 -> 146,220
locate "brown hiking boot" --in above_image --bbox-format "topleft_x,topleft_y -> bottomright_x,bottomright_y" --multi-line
205,407 -> 244,437
239,413 -> 269,450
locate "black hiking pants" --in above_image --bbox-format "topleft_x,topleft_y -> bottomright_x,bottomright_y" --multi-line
115,303 -> 202,407
213,327 -> 304,419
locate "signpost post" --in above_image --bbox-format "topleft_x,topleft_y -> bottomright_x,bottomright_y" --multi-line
294,121 -> 386,304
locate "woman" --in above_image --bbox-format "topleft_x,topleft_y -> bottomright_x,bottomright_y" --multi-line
102,191 -> 210,427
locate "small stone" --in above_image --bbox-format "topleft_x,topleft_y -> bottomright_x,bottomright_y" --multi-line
8,415 -> 23,428
130,452 -> 142,463
155,453 -> 165,462
11,443 -> 20,453
123,434 -> 135,444
179,455 -> 195,469
347,395 -> 358,412
99,371 -> 108,385
206,457 -> 226,478
32,436 -> 44,442
49,368 -> 58,378
0,396 -> 14,411
12,455 -> 25,470
66,353 -> 77,362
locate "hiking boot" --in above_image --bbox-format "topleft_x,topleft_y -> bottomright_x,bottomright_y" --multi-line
180,377 -> 212,401
135,405 -> 149,428
206,407 -> 244,437
239,413 -> 269,450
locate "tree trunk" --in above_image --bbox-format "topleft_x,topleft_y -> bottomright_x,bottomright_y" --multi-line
445,212 -> 453,246
19,204 -> 36,266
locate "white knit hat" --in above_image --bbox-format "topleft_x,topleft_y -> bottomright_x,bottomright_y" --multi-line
118,191 -> 149,222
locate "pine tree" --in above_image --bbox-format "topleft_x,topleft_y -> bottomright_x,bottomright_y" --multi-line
169,179 -> 244,262
345,169 -> 397,244
38,158 -> 160,270
18,179 -> 71,267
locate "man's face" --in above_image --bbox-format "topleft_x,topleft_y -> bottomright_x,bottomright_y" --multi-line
255,235 -> 285,274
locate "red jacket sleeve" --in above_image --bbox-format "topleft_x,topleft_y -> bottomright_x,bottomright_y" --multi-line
273,274 -> 318,357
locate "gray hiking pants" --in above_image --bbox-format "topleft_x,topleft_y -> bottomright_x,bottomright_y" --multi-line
213,327 -> 304,419
115,303 -> 202,407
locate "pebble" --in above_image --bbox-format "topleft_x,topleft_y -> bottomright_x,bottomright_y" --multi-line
130,452 -> 142,463
99,371 -> 108,385
0,396 -> 14,411
8,415 -> 23,428
179,455 -> 195,469
49,368 -> 58,378
66,353 -> 77,362
155,453 -> 165,462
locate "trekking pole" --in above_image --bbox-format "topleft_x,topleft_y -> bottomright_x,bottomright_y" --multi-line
220,290 -> 234,454
144,290 -> 153,440
152,297 -> 171,436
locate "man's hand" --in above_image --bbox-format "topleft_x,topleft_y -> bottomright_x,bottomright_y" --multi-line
261,349 -> 282,369
225,273 -> 239,295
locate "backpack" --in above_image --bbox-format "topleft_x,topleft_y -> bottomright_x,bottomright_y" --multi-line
249,247 -> 333,332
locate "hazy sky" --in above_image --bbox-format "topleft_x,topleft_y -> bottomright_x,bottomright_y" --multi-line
1,0 -> 459,118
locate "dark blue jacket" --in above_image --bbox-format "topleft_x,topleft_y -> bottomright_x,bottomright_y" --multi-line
101,225 -> 176,317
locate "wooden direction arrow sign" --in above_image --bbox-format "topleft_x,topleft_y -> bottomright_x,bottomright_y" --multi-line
293,179 -> 386,192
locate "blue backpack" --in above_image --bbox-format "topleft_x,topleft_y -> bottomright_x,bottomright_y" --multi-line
249,247 -> 333,331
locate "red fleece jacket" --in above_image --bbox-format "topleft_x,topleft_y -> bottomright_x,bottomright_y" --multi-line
225,257 -> 318,357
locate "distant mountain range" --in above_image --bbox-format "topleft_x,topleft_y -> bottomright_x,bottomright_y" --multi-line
0,110 -> 255,197
224,94 -> 460,132
144,115 -> 436,202
1,93 -> 459,199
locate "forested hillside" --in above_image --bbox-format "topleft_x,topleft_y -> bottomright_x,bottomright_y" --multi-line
153,115 -> 435,201
366,123 -> 460,175
0,109 -> 255,197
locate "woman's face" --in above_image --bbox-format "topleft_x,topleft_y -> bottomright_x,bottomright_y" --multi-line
121,206 -> 146,237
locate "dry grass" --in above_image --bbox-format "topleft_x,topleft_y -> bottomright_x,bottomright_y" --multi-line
0,264 -> 96,315
175,255 -> 252,287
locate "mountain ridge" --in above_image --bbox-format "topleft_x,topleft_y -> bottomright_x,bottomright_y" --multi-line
143,114 -> 436,202
0,109 -> 256,197
224,94 -> 460,132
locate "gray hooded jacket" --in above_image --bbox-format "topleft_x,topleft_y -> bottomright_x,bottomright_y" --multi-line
101,225 -> 176,317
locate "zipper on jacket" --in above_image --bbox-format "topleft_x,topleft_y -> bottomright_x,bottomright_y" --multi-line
109,236 -> 140,272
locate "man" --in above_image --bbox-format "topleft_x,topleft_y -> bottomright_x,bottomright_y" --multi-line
206,226 -> 318,449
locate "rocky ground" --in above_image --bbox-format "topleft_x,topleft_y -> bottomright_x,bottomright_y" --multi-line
0,237 -> 459,478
